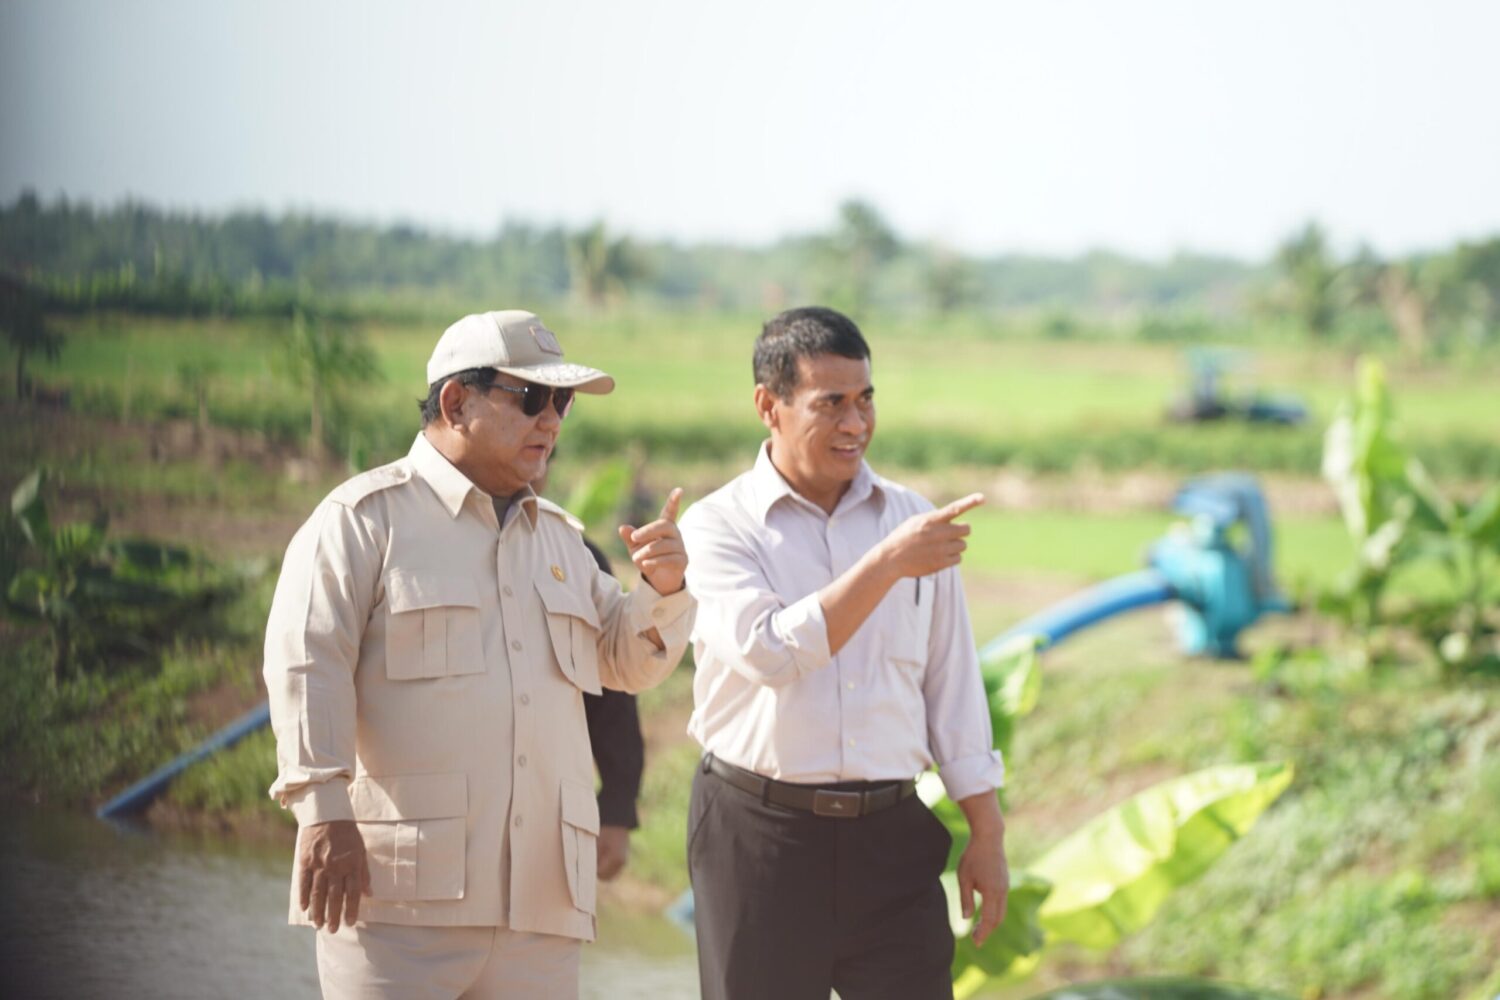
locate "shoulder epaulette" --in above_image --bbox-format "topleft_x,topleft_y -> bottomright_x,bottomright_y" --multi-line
328,461 -> 413,508
534,496 -> 586,532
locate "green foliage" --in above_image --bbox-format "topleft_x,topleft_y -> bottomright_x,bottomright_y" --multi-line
925,249 -> 979,315
277,306 -> 381,455
3,470 -> 236,683
1029,761 -> 1294,950
938,636 -> 1293,991
175,358 -> 220,434
563,458 -> 633,539
567,221 -> 648,307
1322,357 -> 1500,674
167,726 -> 286,820
815,199 -> 900,318
980,633 -> 1044,763
1272,221 -> 1340,340
947,870 -> 1051,997
0,633 -> 253,804
8,193 -> 1500,357
1111,650 -> 1500,999
1024,980 -> 1291,1000
1,271 -> 64,397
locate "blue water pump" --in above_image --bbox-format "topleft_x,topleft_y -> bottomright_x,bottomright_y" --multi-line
988,472 -> 1289,660
1149,472 -> 1291,657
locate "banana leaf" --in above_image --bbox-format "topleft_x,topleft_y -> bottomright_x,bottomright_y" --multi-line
1032,761 -> 1294,949
1463,482 -> 1500,547
980,633 -> 1043,759
564,458 -> 631,538
11,469 -> 49,545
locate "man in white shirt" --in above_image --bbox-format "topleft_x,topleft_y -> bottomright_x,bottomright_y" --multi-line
679,306 -> 1009,1000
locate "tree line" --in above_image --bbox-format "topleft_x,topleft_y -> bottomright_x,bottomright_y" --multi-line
2,191 -> 1499,357
0,191 -> 1254,317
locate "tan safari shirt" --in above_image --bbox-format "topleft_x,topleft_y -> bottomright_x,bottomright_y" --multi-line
264,432 -> 695,940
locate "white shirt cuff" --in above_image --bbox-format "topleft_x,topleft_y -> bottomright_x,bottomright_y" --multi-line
778,591 -> 832,675
937,750 -> 1006,802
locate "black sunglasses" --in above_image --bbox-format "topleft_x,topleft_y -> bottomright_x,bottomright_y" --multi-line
483,381 -> 575,418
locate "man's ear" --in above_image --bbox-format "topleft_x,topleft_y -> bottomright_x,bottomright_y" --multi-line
753,384 -> 778,433
438,379 -> 469,430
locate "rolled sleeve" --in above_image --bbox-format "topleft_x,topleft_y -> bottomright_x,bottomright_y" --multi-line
594,565 -> 697,694
282,775 -> 355,826
681,506 -> 834,688
747,591 -> 831,683
263,502 -> 378,826
627,582 -> 695,648
937,751 -> 1007,803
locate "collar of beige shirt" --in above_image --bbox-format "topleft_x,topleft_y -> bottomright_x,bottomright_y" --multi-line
410,431 -> 540,529
748,440 -> 886,523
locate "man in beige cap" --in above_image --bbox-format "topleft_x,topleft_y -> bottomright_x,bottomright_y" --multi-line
263,310 -> 696,998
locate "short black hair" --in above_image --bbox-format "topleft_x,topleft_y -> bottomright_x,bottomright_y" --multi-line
753,306 -> 871,400
418,367 -> 496,426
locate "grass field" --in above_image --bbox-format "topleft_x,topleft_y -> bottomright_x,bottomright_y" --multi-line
30,313 -> 1500,480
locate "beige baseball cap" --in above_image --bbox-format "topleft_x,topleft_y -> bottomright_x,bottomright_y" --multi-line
425,310 -> 615,393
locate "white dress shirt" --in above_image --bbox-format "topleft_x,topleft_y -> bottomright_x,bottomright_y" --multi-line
680,443 -> 1004,802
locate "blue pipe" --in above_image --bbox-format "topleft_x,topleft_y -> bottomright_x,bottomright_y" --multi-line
981,569 -> 1177,657
96,701 -> 272,820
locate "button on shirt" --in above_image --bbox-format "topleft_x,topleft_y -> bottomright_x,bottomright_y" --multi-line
680,444 -> 1004,802
263,432 -> 695,938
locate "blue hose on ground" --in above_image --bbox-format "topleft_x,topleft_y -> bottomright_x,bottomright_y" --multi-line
96,701 -> 272,820
981,569 -> 1177,657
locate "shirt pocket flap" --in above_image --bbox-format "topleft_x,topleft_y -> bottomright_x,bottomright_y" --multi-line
350,772 -> 468,821
560,780 -> 600,835
535,575 -> 602,630
387,571 -> 480,613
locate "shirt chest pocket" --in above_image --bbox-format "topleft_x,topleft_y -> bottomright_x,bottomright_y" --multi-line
384,570 -> 486,680
885,577 -> 933,670
535,576 -> 603,695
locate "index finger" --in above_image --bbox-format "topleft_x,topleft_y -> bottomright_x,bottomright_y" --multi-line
975,889 -> 1004,943
660,488 -> 684,523
933,493 -> 985,522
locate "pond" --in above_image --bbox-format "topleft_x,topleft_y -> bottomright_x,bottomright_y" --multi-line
0,808 -> 700,999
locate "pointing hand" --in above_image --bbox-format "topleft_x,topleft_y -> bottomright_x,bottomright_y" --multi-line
877,493 -> 985,580
618,488 -> 688,595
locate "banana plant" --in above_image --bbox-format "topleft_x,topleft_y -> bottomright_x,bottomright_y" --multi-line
563,457 -> 633,540
4,470 -> 224,683
1322,357 -> 1500,673
930,635 -> 1294,995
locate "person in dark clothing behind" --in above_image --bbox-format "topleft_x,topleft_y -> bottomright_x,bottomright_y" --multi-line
580,537 -> 646,879
536,456 -> 646,881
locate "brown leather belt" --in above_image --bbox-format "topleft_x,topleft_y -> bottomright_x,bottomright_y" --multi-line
702,753 -> 916,820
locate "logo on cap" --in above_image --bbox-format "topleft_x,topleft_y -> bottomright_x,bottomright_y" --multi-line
530,326 -> 563,357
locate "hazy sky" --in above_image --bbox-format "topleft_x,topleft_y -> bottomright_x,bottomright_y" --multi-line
3,0 -> 1497,259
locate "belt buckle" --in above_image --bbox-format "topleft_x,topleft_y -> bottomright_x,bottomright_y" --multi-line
811,789 -> 862,819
